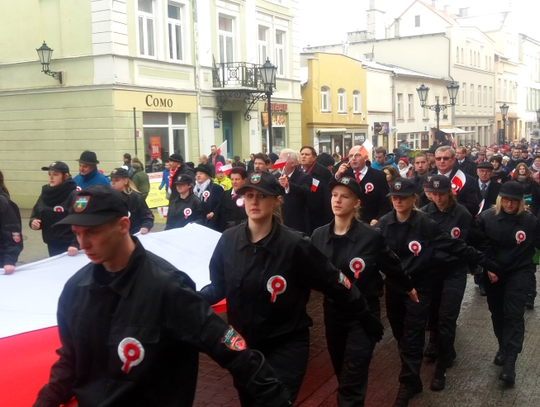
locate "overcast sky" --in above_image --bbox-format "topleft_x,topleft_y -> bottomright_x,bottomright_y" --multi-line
298,0 -> 532,47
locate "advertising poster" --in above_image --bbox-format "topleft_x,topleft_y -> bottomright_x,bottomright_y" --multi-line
145,172 -> 169,208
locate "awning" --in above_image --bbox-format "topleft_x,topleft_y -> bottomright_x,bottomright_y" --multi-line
316,128 -> 347,133
439,127 -> 474,134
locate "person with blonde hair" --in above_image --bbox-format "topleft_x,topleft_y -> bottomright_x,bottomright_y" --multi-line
475,181 -> 540,385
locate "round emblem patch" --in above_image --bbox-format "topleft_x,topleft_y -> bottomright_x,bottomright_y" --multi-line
349,257 -> 366,279
365,182 -> 374,194
118,337 -> 145,374
53,205 -> 64,213
451,227 -> 460,238
184,208 -> 192,219
340,177 -> 351,185
203,190 -> 210,202
236,197 -> 245,207
516,231 -> 526,244
251,173 -> 262,184
408,241 -> 422,256
267,275 -> 287,302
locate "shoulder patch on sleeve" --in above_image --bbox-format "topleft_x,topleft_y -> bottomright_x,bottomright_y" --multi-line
338,271 -> 351,289
221,326 -> 246,351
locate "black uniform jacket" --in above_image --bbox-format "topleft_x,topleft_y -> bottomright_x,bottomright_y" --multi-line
168,164 -> 192,202
211,188 -> 247,232
279,170 -> 312,234
475,208 -> 540,274
165,192 -> 205,230
302,162 -> 333,234
200,220 -> 370,348
198,182 -> 224,217
375,209 -> 500,283
34,239 -> 290,407
29,180 -> 78,247
421,202 -> 473,267
122,191 -> 154,235
311,219 -> 413,301
341,166 -> 391,223
0,189 -> 23,266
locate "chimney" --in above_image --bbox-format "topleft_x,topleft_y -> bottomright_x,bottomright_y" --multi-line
444,5 -> 450,14
459,7 -> 469,17
394,18 -> 401,37
432,0 -> 438,9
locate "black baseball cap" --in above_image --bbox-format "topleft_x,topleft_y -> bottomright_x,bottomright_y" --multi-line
76,150 -> 100,165
41,161 -> 70,174
422,174 -> 434,187
109,167 -> 130,178
425,175 -> 451,193
387,178 -> 417,197
54,185 -> 128,227
237,171 -> 284,196
173,173 -> 194,185
499,181 -> 524,200
329,176 -> 363,199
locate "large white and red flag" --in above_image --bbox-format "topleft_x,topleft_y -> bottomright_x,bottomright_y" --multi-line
271,155 -> 289,170
451,169 -> 466,195
358,139 -> 373,160
216,140 -> 228,158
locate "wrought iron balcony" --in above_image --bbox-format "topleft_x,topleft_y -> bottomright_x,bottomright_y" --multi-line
212,62 -> 265,90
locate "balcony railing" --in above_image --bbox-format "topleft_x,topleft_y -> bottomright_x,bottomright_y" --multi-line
212,62 -> 265,90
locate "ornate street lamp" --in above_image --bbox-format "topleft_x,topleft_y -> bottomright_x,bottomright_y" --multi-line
260,58 -> 277,151
500,103 -> 509,145
416,82 -> 460,130
36,41 -> 63,83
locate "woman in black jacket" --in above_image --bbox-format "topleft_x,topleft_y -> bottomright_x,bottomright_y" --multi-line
109,168 -> 154,235
30,162 -> 79,257
1,169 -> 23,274
511,163 -> 540,216
420,175 -> 474,391
376,178 -> 500,407
311,176 -> 417,407
475,181 -> 540,385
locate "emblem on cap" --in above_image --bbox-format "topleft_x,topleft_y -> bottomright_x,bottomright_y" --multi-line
394,182 -> 402,190
433,181 -> 440,188
251,173 -> 261,184
50,162 -> 57,167
341,177 -> 350,185
112,169 -> 118,175
74,196 -> 90,213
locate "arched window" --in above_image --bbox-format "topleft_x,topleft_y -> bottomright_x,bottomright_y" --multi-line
338,88 -> 347,113
456,46 -> 460,63
321,86 -> 330,112
353,90 -> 361,113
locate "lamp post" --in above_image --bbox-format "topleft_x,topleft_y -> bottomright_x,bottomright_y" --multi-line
500,103 -> 509,146
36,41 -> 63,83
259,58 -> 277,152
416,82 -> 460,130
536,108 -> 540,127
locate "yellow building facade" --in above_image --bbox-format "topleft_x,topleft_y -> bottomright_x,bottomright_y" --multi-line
301,53 -> 369,157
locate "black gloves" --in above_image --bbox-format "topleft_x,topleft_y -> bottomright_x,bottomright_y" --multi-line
360,312 -> 384,342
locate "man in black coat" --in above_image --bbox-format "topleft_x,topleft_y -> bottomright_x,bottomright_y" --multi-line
334,145 -> 391,224
476,162 -> 502,212
277,149 -> 312,234
298,146 -> 333,234
433,146 -> 480,217
454,146 -> 477,178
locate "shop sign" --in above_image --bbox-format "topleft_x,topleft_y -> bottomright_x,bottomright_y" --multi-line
214,120 -> 220,129
149,137 -> 161,159
145,95 -> 174,108
261,112 -> 287,127
374,122 -> 389,135
264,103 -> 288,112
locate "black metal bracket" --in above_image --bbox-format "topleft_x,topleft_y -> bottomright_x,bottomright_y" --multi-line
244,92 -> 267,121
43,69 -> 63,83
215,89 -> 268,122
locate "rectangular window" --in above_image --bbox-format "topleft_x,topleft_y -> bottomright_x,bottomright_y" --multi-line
497,78 -> 501,99
504,79 -> 508,101
407,94 -> 414,119
353,91 -> 361,113
397,93 -> 403,119
321,88 -> 330,112
442,96 -> 448,119
484,86 -> 487,106
138,0 -> 155,57
415,15 -> 420,27
258,25 -> 268,65
478,85 -> 481,106
338,90 -> 346,113
168,3 -> 183,61
462,82 -> 467,105
218,15 -> 234,63
470,84 -> 474,105
489,86 -> 493,107
275,30 -> 286,77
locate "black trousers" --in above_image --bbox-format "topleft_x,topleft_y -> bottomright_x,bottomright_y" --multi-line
527,269 -> 537,299
386,279 -> 431,389
235,332 -> 310,407
484,269 -> 528,355
324,298 -> 380,407
427,266 -> 467,367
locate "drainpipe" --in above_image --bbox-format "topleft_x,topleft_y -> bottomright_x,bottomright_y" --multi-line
392,72 -> 397,150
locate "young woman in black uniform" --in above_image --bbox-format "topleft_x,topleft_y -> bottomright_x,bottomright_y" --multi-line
109,168 -> 154,235
200,171 -> 384,406
0,169 -> 23,275
311,177 -> 417,407
30,161 -> 79,256
420,175 -> 474,391
375,178 -> 501,407
475,181 -> 540,385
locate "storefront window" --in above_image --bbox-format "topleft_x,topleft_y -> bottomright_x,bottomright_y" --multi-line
143,112 -> 187,172
261,112 -> 287,154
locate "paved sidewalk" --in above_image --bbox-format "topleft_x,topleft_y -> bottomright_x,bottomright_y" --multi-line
194,277 -> 540,407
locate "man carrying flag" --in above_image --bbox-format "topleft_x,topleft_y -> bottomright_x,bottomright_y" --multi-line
210,143 -> 226,167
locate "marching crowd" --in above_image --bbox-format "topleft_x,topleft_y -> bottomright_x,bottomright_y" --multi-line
1,139 -> 540,407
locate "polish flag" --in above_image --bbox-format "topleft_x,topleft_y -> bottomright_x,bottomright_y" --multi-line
451,169 -> 466,195
358,139 -> 373,159
216,140 -> 228,158
509,169 -> 515,178
271,156 -> 289,169
217,163 -> 233,175
476,199 -> 485,217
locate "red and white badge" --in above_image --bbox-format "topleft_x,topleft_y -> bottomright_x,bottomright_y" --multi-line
516,230 -> 526,244
267,275 -> 287,302
408,241 -> 422,256
311,178 -> 320,192
76,186 -> 82,192
184,208 -> 192,219
236,197 -> 244,207
451,227 -> 461,238
11,232 -> 21,243
364,182 -> 374,194
118,337 -> 145,374
202,190 -> 210,202
349,257 -> 366,279
53,205 -> 64,213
